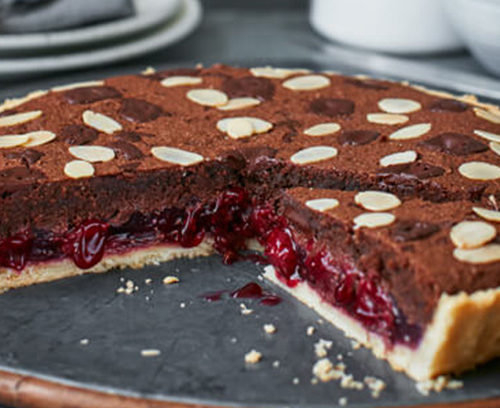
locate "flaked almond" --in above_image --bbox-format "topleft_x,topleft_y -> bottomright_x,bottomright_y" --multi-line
250,66 -> 309,79
82,110 -> 122,134
290,146 -> 338,165
217,117 -> 272,138
453,244 -> 500,264
161,76 -> 202,87
51,80 -> 104,92
458,161 -> 500,181
0,134 -> 29,148
473,107 -> 500,124
379,150 -> 417,167
472,207 -> 500,223
218,97 -> 260,111
151,146 -> 204,166
141,66 -> 156,75
353,212 -> 395,229
490,142 -> 500,157
388,123 -> 431,140
0,90 -> 47,114
186,89 -> 228,106
305,198 -> 339,212
366,113 -> 409,125
226,118 -> 254,139
474,129 -> 500,143
304,123 -> 341,136
64,160 -> 94,179
283,75 -> 330,91
450,221 -> 496,249
355,191 -> 401,211
378,98 -> 421,114
69,146 -> 115,163
23,131 -> 56,147
0,110 -> 42,127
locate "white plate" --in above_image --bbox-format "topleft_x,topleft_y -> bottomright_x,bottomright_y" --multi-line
0,0 -> 201,79
0,0 -> 182,52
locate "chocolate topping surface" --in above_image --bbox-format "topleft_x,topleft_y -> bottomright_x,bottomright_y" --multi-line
429,98 -> 468,112
119,98 -> 164,123
64,86 -> 121,104
378,162 -> 446,179
390,219 -> 440,242
420,132 -> 488,156
309,98 -> 355,116
222,76 -> 275,101
338,130 -> 379,146
110,141 -> 144,160
61,124 -> 98,145
345,78 -> 390,90
5,149 -> 43,166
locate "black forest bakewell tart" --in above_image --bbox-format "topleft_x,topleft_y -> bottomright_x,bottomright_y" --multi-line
0,65 -> 499,381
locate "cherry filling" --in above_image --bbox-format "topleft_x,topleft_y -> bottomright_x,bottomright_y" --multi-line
0,187 -> 421,346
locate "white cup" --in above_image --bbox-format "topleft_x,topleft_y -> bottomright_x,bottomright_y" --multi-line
310,0 -> 464,54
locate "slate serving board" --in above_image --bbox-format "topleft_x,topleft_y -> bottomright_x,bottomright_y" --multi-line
0,255 -> 498,408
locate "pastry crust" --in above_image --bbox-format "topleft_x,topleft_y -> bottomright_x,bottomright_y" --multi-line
263,266 -> 500,381
0,241 -> 215,292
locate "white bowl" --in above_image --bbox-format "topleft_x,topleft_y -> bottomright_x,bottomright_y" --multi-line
310,0 -> 463,54
445,0 -> 500,77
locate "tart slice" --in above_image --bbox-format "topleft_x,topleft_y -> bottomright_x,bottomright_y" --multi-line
0,65 -> 499,380
262,188 -> 500,380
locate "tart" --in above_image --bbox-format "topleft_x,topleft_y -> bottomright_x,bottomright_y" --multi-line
0,65 -> 499,380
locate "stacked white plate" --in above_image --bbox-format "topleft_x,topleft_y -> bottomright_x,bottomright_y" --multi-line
0,0 -> 202,79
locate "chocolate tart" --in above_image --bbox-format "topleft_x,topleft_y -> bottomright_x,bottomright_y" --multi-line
0,65 -> 499,381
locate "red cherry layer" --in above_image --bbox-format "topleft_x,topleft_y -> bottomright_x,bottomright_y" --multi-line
0,187 -> 421,346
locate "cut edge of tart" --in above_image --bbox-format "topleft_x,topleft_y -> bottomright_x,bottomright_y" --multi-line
0,241 -> 215,292
264,265 -> 500,381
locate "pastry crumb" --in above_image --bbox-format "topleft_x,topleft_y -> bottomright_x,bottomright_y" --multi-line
163,276 -> 179,285
314,338 -> 333,358
145,278 -> 152,284
79,338 -> 89,346
240,303 -> 253,315
311,378 -> 318,385
141,349 -> 161,357
245,349 -> 262,364
306,326 -> 315,336
339,397 -> 348,406
350,340 -> 361,350
263,323 -> 276,334
117,279 -> 138,295
340,374 -> 364,390
416,376 -> 464,396
272,360 -> 280,368
292,377 -> 300,385
179,302 -> 186,308
364,376 -> 386,398
230,337 -> 237,344
312,358 -> 344,382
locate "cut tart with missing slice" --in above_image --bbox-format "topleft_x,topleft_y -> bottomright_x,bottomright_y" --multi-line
0,65 -> 498,381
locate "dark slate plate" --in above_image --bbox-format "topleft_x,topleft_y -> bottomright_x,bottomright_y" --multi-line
0,255 -> 498,408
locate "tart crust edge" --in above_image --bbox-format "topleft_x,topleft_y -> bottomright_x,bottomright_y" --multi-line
263,267 -> 500,381
0,241 -> 215,292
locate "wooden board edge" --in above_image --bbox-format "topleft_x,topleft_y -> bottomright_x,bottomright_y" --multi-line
0,369 -> 498,408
